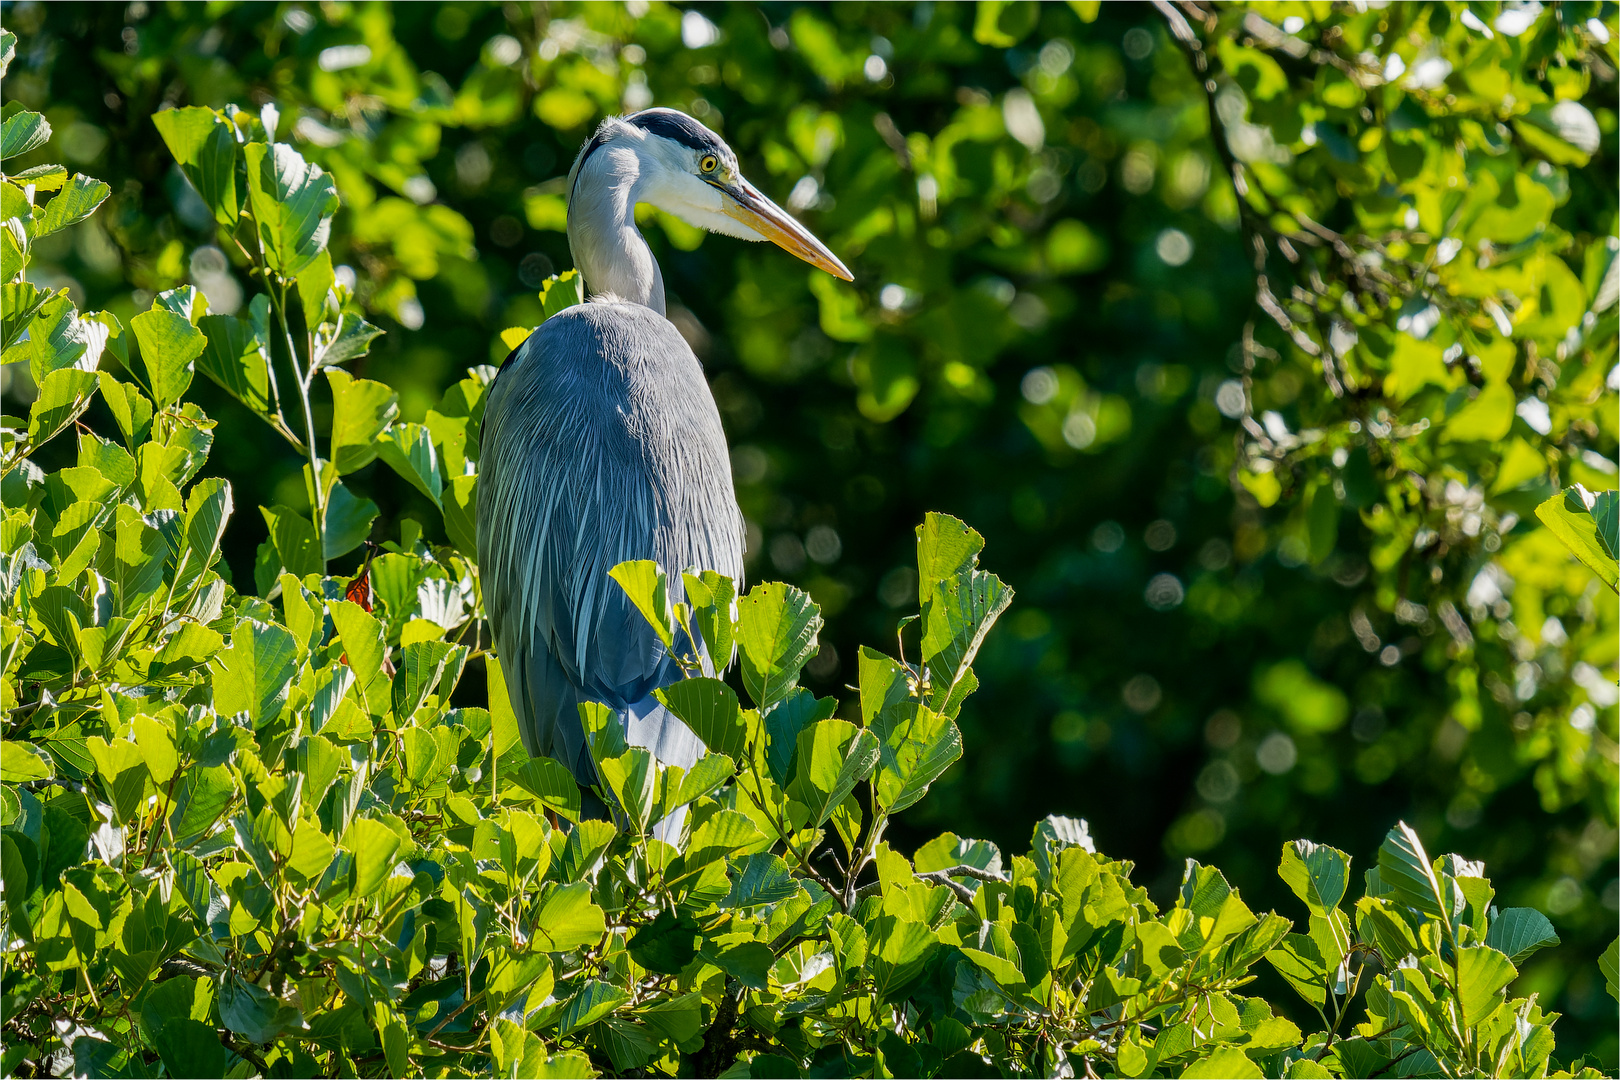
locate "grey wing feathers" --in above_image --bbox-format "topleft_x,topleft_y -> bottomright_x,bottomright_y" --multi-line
477,301 -> 744,783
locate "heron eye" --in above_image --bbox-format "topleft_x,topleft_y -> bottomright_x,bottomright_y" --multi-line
700,155 -> 718,173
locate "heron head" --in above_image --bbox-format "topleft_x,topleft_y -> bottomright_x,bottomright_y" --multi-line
577,107 -> 852,281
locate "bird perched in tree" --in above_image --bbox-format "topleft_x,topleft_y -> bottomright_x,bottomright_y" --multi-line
478,108 -> 851,823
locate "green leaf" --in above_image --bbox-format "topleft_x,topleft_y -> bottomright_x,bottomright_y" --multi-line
1278,839 -> 1350,917
1,741 -> 55,783
259,504 -> 322,579
685,810 -> 767,872
298,248 -> 334,329
1484,907 -> 1560,965
1266,934 -> 1328,1008
859,646 -> 911,726
788,720 -> 880,826
85,736 -> 148,825
28,368 -> 99,452
1181,1047 -> 1264,1079
1536,485 -> 1618,591
314,309 -> 384,368
196,309 -> 272,417
505,757 -> 580,822
392,639 -> 460,720
0,109 -> 50,160
628,910 -> 700,975
183,476 -> 232,565
329,599 -> 387,713
639,993 -> 705,1047
157,284 -> 210,327
608,560 -> 674,649
597,748 -> 657,834
723,852 -> 797,908
151,1018 -> 228,1078
113,503 -> 169,615
681,569 -> 736,669
28,295 -> 110,383
1355,896 -> 1420,965
762,688 -> 835,786
211,617 -> 297,727
129,715 -> 178,784
97,372 -> 153,451
669,751 -> 734,809
735,581 -> 822,710
2,281 -> 55,352
344,817 -> 403,896
484,653 -> 526,762
37,174 -> 111,237
151,106 -> 238,224
578,701 -> 628,767
1455,944 -> 1516,1028
1594,490 -> 1619,559
169,766 -> 235,848
714,941 -> 774,990
376,422 -> 442,505
1516,102 -> 1598,166
322,478 -> 376,559
655,677 -> 746,763
916,513 -> 1012,697
11,163 -> 67,190
1601,938 -> 1618,1002
219,972 -> 294,1044
1377,821 -> 1445,920
242,141 -> 338,277
532,881 -> 607,952
326,369 -> 399,474
871,702 -> 961,814
538,270 -> 584,321
130,304 -> 205,410
557,979 -> 627,1037
441,473 -> 479,558
1441,382 -> 1516,443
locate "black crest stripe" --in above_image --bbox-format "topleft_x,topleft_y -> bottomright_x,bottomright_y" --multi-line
626,108 -> 719,153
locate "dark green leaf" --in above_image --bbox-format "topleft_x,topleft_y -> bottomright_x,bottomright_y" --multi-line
713,941 -> 774,990
196,309 -> 273,417
1484,907 -> 1560,965
628,910 -> 700,975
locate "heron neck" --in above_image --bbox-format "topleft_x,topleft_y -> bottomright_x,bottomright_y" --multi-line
567,145 -> 667,316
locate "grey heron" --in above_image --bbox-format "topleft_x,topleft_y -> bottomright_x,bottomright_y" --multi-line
478,108 -> 851,826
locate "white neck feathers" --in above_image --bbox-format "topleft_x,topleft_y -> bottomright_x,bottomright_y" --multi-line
567,136 -> 667,316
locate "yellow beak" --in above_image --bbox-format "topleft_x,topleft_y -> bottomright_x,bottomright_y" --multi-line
716,180 -> 853,281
